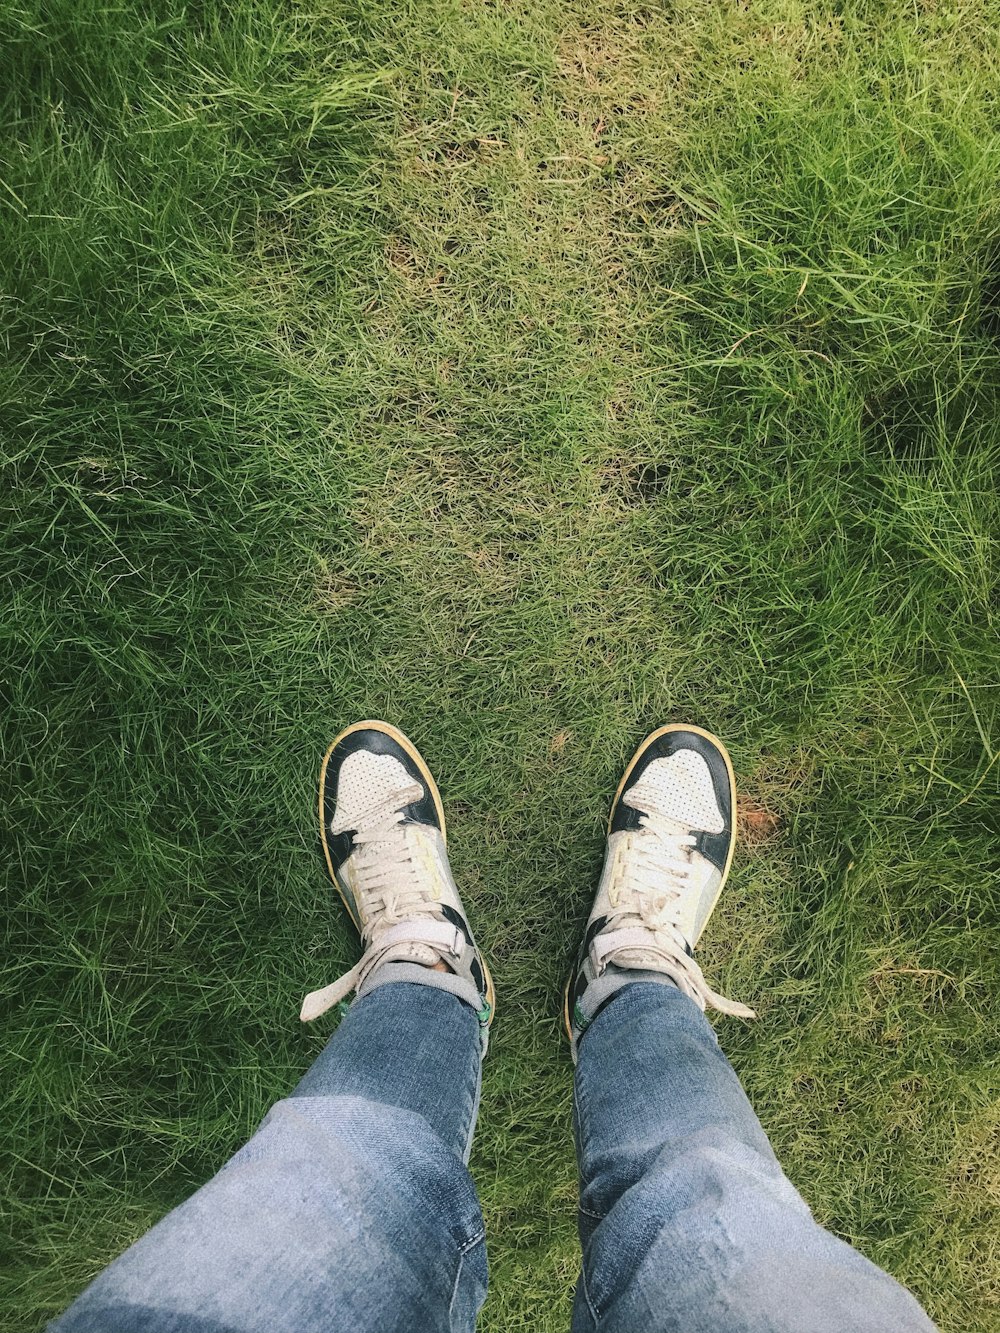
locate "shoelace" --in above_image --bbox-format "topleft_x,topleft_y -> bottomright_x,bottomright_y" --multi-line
300,782 -> 463,1021
594,780 -> 756,1019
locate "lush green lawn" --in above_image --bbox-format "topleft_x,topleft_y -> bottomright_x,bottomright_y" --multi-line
3,0 -> 999,1328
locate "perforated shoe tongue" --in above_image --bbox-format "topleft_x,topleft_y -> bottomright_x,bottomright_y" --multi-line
623,750 -> 725,833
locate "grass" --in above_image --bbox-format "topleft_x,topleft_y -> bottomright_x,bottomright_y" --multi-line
2,0 -> 999,1328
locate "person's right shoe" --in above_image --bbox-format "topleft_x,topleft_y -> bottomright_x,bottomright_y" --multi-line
565,723 -> 755,1056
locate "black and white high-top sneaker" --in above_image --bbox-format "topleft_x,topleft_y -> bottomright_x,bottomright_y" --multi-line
301,721 -> 495,1049
566,724 -> 754,1056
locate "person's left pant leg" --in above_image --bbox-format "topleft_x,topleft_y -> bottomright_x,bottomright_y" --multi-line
50,983 -> 487,1333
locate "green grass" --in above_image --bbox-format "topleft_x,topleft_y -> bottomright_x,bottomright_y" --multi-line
3,0 -> 999,1328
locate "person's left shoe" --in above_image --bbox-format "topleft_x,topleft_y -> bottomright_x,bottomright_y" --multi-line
300,721 -> 495,1048
565,723 -> 755,1057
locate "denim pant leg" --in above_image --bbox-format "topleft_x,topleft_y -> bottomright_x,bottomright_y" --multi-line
51,984 -> 487,1333
571,982 -> 937,1333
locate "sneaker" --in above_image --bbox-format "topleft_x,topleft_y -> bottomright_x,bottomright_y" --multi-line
300,721 -> 495,1047
565,723 -> 754,1053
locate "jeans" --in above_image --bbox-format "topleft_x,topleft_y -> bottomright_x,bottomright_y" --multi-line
51,981 -> 936,1333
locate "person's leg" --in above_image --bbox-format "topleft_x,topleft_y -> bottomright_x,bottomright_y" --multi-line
571,982 -> 936,1333
52,722 -> 495,1333
53,984 -> 486,1333
565,724 -> 936,1333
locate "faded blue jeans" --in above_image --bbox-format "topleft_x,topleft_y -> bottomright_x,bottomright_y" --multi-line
52,981 -> 936,1333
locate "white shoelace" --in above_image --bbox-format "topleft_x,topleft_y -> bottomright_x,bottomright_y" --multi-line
300,782 -> 463,1021
594,780 -> 755,1019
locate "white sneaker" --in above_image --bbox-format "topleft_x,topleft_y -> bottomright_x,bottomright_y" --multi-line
301,721 -> 495,1046
566,724 -> 754,1053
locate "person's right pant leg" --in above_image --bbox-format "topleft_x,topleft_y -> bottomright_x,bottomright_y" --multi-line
571,981 -> 937,1333
50,983 -> 487,1333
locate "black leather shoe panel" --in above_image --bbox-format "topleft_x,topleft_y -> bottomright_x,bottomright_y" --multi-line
570,941 -> 590,1012
568,915 -> 608,1012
